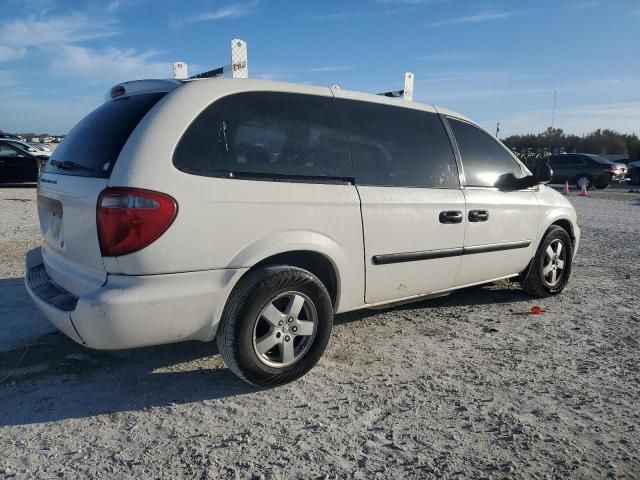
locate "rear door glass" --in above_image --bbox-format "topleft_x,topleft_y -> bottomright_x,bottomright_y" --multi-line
335,99 -> 459,188
44,92 -> 166,178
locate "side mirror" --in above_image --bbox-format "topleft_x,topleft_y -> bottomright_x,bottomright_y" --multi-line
494,161 -> 554,191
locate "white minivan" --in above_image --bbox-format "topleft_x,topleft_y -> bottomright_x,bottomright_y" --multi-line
26,77 -> 579,386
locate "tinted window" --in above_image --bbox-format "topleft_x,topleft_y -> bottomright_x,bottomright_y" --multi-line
449,118 -> 522,187
44,93 -> 166,178
174,92 -> 352,180
336,99 -> 458,188
0,144 -> 21,157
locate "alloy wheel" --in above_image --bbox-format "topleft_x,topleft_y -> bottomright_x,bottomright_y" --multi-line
252,291 -> 318,368
542,239 -> 567,287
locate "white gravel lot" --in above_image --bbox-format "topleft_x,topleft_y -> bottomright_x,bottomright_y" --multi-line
0,185 -> 639,479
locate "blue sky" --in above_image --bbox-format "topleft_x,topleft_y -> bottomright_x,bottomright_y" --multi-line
0,0 -> 639,137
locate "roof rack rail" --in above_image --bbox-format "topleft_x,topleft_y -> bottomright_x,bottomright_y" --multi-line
378,72 -> 414,101
173,38 -> 248,81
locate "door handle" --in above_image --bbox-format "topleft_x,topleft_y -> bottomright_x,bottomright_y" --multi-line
439,210 -> 463,224
469,210 -> 489,222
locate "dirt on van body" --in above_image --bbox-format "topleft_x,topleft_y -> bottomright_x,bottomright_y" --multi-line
1,185 -> 639,479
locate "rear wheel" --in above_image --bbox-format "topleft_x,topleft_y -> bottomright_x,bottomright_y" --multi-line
521,226 -> 573,297
575,175 -> 591,190
216,266 -> 333,387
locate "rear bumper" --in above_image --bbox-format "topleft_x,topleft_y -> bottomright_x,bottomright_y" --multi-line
25,248 -> 247,349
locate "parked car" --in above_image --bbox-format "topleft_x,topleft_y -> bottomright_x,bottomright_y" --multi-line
628,161 -> 640,185
548,153 -> 627,189
29,142 -> 53,153
0,140 -> 42,183
26,78 -> 580,387
0,133 -> 25,141
2,138 -> 51,158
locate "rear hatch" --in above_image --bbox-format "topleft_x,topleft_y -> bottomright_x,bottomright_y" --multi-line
37,92 -> 166,296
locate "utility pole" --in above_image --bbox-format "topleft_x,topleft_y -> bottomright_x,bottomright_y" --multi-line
549,90 -> 557,151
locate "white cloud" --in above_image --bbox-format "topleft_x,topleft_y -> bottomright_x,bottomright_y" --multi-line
427,10 -> 535,27
172,1 -> 259,27
0,46 -> 27,62
49,45 -> 170,84
486,102 -> 640,137
0,13 -> 119,48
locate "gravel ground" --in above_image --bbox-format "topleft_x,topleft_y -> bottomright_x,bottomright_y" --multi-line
0,185 -> 639,479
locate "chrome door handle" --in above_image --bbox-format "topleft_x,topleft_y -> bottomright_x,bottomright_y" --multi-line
469,210 -> 489,222
439,210 -> 463,224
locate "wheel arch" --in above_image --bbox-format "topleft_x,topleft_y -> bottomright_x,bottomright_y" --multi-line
251,250 -> 340,310
550,218 -> 576,246
226,231 -> 355,312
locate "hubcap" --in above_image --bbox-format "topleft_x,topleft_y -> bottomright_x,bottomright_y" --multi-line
542,239 -> 567,287
252,291 -> 317,368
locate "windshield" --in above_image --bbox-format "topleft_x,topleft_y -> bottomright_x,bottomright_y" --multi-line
43,92 -> 166,178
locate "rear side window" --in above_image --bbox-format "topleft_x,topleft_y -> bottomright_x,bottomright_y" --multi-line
173,92 -> 352,181
449,118 -> 523,187
44,92 -> 166,178
549,155 -> 585,166
336,99 -> 459,188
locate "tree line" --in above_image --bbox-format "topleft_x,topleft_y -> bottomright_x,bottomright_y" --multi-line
502,128 -> 640,160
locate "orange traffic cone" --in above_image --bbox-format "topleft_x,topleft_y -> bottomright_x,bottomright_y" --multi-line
562,181 -> 570,195
579,182 -> 588,196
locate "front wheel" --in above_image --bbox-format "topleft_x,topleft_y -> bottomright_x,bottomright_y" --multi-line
216,266 -> 333,387
521,226 -> 573,297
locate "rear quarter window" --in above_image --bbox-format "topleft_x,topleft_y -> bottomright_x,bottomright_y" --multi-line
44,92 -> 166,178
173,91 -> 352,181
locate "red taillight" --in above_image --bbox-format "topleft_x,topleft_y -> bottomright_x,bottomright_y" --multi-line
97,188 -> 177,257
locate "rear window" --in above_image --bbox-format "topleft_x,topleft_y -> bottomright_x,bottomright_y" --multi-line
173,91 -> 352,181
44,92 -> 166,178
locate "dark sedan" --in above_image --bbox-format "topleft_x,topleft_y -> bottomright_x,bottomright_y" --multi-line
0,140 -> 43,183
548,153 -> 627,189
628,161 -> 640,185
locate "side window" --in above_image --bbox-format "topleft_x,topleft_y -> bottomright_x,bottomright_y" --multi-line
173,92 -> 352,180
0,144 -> 20,157
449,118 -> 523,187
335,99 -> 459,188
550,155 -> 584,167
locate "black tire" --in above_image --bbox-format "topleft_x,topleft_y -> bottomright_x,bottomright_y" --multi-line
575,175 -> 591,190
216,265 -> 333,387
632,172 -> 640,186
520,226 -> 573,297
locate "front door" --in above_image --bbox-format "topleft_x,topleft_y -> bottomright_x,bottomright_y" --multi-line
333,93 -> 465,304
0,144 -> 38,182
445,117 -> 539,286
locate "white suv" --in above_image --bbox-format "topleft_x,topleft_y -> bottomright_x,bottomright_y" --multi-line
26,78 -> 579,386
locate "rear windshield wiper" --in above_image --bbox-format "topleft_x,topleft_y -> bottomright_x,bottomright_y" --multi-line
50,160 -> 94,172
